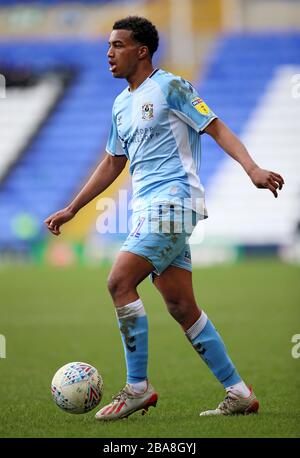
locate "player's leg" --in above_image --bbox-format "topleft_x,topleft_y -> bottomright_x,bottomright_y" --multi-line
153,265 -> 243,383
96,204 -> 192,421
95,251 -> 158,420
152,266 -> 201,330
153,265 -> 259,416
107,251 -> 153,390
107,250 -> 154,307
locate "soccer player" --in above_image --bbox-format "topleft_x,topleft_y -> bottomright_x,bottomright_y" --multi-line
45,17 -> 284,419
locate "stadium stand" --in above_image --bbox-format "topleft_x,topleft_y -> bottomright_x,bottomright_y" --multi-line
200,33 -> 300,184
0,40 -> 125,249
199,33 -> 300,245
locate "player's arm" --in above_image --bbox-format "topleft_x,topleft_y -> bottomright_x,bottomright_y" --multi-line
44,154 -> 127,236
204,118 -> 284,198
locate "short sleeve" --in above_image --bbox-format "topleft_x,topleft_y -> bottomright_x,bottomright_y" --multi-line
106,108 -> 126,157
166,77 -> 217,133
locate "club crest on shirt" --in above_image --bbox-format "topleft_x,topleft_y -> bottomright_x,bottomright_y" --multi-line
191,97 -> 210,115
142,103 -> 154,120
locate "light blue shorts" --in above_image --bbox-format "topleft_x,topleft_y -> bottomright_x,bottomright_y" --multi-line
120,204 -> 200,277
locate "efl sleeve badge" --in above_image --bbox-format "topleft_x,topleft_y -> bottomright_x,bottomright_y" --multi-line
191,97 -> 211,116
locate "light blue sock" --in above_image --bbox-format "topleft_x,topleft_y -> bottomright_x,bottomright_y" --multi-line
186,311 -> 241,388
116,298 -> 148,384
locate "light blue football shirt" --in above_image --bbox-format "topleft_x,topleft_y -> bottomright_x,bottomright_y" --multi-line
106,69 -> 217,217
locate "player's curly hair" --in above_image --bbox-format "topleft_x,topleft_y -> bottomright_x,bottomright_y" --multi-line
113,16 -> 159,58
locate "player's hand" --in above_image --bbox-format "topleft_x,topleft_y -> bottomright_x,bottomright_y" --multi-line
249,167 -> 284,198
44,207 -> 75,236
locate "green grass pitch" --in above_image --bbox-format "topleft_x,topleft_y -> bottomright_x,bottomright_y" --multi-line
0,258 -> 299,438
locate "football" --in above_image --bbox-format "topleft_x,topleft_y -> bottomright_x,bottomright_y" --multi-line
51,362 -> 103,414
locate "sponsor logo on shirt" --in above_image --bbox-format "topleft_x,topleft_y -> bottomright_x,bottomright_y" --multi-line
191,97 -> 210,115
142,102 -> 154,120
128,127 -> 161,145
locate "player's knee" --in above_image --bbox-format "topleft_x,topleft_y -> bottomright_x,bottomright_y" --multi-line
107,273 -> 120,298
166,299 -> 190,325
107,272 -> 130,300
